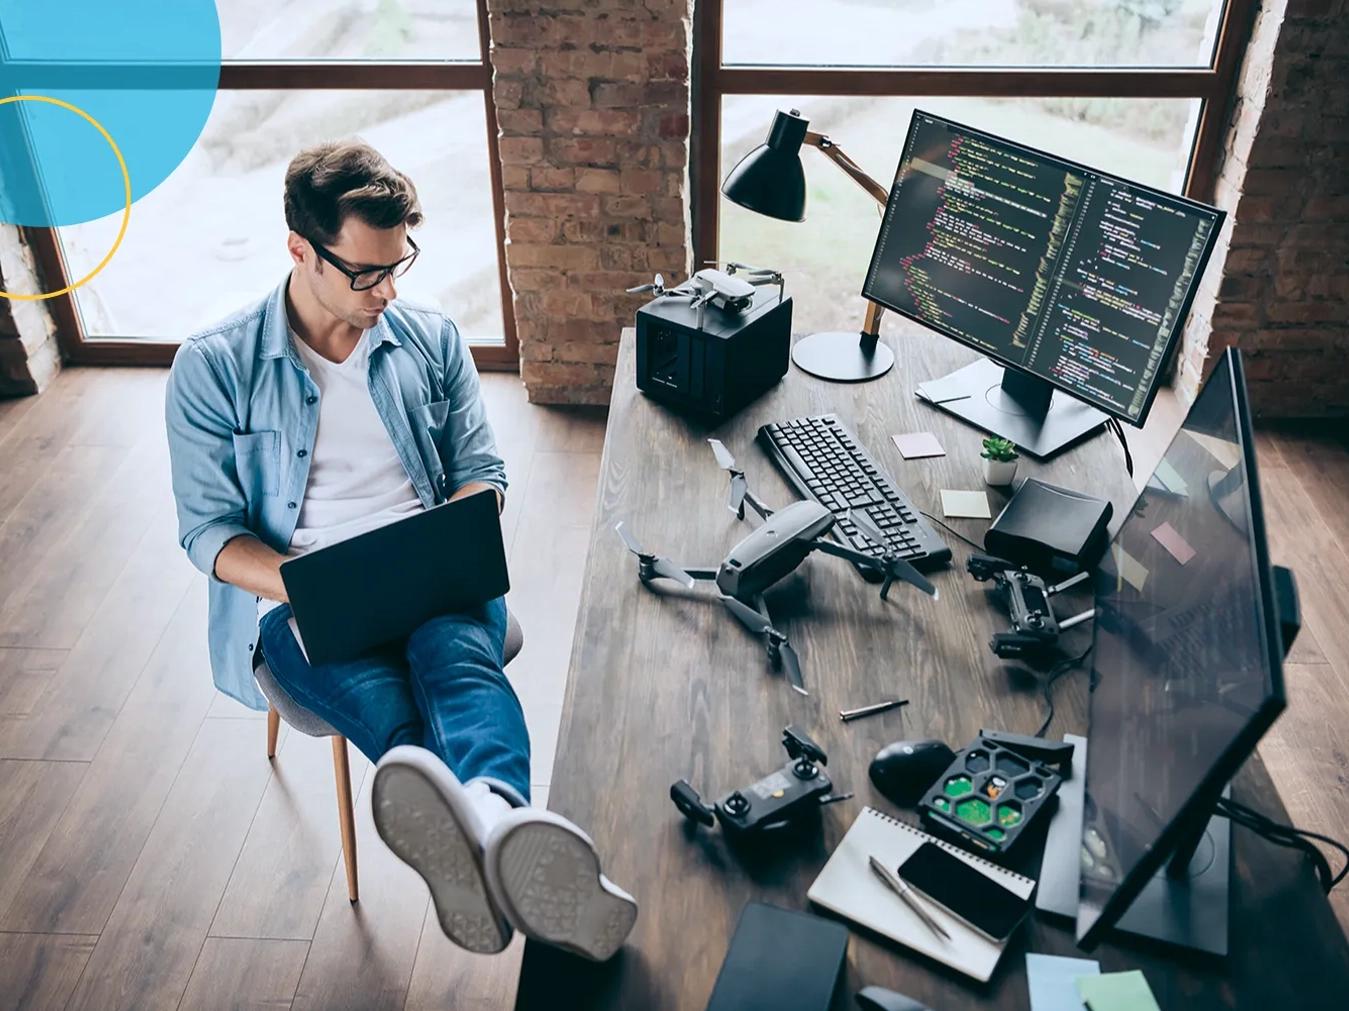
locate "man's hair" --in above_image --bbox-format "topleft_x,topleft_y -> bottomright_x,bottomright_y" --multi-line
284,140 -> 423,245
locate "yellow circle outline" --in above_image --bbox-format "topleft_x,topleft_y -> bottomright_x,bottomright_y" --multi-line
0,95 -> 132,302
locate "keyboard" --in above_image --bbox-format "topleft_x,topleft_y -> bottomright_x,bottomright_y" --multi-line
757,414 -> 952,575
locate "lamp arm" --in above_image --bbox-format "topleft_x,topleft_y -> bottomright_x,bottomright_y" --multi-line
803,131 -> 889,207
804,131 -> 889,339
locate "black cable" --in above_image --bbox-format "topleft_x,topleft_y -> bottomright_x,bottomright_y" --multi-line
1215,796 -> 1349,893
919,510 -> 985,551
1107,417 -> 1134,478
1032,645 -> 1093,738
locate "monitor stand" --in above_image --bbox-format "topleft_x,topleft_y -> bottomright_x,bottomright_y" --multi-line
1035,734 -> 1233,956
917,358 -> 1108,459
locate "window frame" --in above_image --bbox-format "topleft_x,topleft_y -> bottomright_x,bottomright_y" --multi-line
692,0 -> 1258,269
10,0 -> 519,370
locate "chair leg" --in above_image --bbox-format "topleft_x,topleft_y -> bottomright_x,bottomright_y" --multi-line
331,736 -> 359,904
266,705 -> 280,759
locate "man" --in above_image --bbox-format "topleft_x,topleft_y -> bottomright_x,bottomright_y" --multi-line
165,141 -> 637,961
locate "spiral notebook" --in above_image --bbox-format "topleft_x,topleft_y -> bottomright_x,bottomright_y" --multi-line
807,807 -> 1035,983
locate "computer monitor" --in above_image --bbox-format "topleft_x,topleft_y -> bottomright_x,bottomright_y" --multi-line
862,111 -> 1224,458
1072,346 -> 1290,955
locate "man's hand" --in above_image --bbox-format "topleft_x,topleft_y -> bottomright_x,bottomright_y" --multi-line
449,480 -> 504,513
214,534 -> 290,603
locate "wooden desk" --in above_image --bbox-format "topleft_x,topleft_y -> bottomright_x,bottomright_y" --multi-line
516,326 -> 1349,1010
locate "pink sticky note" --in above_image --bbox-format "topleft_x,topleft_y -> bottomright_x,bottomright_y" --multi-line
892,432 -> 945,459
1151,522 -> 1196,565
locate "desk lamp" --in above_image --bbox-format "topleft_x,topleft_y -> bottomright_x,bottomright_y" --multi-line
721,108 -> 894,382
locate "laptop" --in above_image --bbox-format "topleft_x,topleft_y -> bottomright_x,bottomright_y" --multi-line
279,487 -> 510,666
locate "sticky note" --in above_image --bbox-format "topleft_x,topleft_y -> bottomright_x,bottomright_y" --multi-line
1027,953 -> 1100,1011
1152,458 -> 1189,496
1112,544 -> 1149,593
940,489 -> 991,519
892,432 -> 946,459
1151,521 -> 1196,565
1076,969 -> 1161,1011
916,374 -> 973,405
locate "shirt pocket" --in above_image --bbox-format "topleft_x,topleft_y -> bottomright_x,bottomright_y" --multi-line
231,429 -> 280,498
406,398 -> 451,498
408,397 -> 451,435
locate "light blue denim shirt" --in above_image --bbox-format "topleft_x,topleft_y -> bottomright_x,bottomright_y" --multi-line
164,276 -> 507,710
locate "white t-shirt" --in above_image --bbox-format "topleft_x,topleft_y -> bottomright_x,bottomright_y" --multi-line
257,330 -> 425,644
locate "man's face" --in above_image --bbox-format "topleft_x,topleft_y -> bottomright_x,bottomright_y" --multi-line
290,217 -> 409,330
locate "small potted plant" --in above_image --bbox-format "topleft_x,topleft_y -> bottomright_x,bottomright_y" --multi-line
981,436 -> 1019,486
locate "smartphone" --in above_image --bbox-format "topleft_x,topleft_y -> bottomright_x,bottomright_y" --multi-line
897,842 -> 1030,942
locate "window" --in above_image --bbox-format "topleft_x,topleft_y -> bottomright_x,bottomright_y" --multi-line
11,0 -> 516,367
696,0 -> 1255,334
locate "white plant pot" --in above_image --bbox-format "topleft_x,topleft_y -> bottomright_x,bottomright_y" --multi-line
982,457 -> 1018,487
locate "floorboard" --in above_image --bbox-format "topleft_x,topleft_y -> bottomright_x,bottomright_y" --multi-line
178,937 -> 310,1011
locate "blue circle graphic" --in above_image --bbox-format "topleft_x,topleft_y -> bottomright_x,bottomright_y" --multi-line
0,1 -> 221,227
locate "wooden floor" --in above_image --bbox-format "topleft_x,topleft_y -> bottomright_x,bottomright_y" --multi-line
0,366 -> 1344,1009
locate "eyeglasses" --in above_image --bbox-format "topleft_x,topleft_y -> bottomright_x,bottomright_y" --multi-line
308,235 -> 420,291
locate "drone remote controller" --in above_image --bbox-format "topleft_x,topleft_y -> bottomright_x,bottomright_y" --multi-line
671,726 -> 850,838
967,554 -> 1091,659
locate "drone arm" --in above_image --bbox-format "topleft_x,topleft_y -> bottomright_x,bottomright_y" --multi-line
810,537 -> 886,572
683,567 -> 721,581
742,489 -> 773,521
810,538 -> 938,600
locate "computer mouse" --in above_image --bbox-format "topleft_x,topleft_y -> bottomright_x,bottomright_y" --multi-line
869,739 -> 957,807
856,985 -> 934,1011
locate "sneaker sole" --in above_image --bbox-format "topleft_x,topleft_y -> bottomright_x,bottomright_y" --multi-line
491,819 -> 638,961
372,762 -> 511,954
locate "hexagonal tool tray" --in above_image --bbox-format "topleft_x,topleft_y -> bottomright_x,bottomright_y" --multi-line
917,734 -> 1063,858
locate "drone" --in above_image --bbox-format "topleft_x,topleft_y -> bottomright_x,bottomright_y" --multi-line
615,438 -> 939,695
626,262 -> 785,321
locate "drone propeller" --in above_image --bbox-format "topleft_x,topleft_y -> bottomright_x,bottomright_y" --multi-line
721,595 -> 807,695
775,637 -> 805,695
625,272 -> 667,296
846,508 -> 939,601
707,439 -> 749,518
614,521 -> 696,589
708,438 -> 737,472
704,259 -> 782,278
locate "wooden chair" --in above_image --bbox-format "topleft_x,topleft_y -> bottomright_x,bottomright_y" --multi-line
255,612 -> 525,903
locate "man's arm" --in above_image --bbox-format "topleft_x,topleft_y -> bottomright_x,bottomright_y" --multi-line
439,318 -> 508,505
449,480 -> 503,513
166,341 -> 254,578
165,341 -> 282,600
214,534 -> 291,603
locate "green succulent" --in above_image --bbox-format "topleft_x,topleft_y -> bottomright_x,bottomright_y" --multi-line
981,436 -> 1019,462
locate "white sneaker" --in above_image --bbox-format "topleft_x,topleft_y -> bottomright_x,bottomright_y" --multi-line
371,746 -> 513,954
484,807 -> 638,961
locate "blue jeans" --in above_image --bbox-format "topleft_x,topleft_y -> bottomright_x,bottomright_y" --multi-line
258,596 -> 530,803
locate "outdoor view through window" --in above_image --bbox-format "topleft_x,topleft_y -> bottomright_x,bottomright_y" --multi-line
54,1 -> 504,342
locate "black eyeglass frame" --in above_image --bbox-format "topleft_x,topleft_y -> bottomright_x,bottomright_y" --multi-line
307,235 -> 420,291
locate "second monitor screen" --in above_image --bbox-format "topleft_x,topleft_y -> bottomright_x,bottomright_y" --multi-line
863,112 -> 1221,423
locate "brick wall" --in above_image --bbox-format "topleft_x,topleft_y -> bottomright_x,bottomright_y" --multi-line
0,226 -> 61,397
1178,0 -> 1349,417
486,0 -> 693,404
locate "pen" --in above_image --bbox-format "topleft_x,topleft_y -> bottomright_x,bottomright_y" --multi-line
840,698 -> 909,722
868,854 -> 951,941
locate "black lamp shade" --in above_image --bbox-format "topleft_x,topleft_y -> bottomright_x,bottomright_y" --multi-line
721,109 -> 809,222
